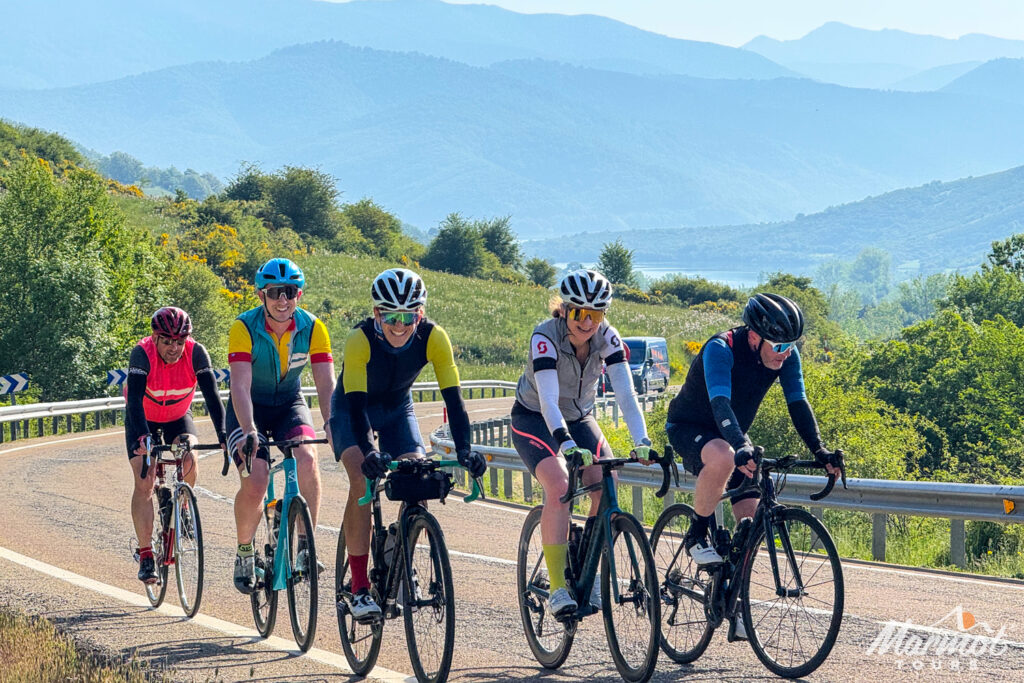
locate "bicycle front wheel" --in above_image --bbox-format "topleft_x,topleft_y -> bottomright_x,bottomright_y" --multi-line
650,503 -> 714,663
286,497 -> 319,652
602,514 -> 660,683
336,526 -> 383,675
516,506 -> 574,669
403,511 -> 455,683
250,508 -> 278,638
741,507 -> 844,678
173,483 -> 204,618
145,494 -> 169,608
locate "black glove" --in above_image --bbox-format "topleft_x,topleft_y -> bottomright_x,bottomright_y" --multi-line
814,447 -> 838,467
457,448 -> 487,478
360,450 -> 391,479
733,444 -> 757,470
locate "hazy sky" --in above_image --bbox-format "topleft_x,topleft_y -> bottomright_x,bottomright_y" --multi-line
429,0 -> 1024,46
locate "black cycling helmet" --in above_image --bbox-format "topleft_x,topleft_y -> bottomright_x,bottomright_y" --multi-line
742,293 -> 804,343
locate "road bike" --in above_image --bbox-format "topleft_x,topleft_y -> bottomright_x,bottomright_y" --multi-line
335,456 -> 484,683
240,437 -> 328,653
517,449 -> 676,683
136,439 -> 220,617
650,445 -> 847,678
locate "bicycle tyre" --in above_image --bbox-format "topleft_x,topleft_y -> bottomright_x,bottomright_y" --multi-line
250,508 -> 278,638
145,493 -> 169,607
335,526 -> 383,675
403,511 -> 455,683
649,503 -> 714,663
601,514 -> 660,683
286,496 -> 319,652
516,506 -> 575,669
173,483 -> 204,618
741,507 -> 844,678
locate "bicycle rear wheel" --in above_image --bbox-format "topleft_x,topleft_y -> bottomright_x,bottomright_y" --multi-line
250,509 -> 278,638
286,497 -> 319,652
649,503 -> 714,663
145,494 -> 169,607
336,526 -> 383,675
516,506 -> 575,669
173,483 -> 204,618
741,507 -> 844,678
403,511 -> 455,683
602,514 -> 660,683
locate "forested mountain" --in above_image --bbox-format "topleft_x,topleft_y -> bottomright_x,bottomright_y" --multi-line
4,41 -> 1024,237
523,164 -> 1024,276
744,22 -> 1024,89
0,0 -> 790,89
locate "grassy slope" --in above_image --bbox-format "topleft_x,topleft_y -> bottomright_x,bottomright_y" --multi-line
299,253 -> 734,382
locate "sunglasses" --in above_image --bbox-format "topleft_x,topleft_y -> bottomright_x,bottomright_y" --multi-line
768,341 -> 796,353
264,284 -> 299,300
567,307 -> 605,324
157,335 -> 186,347
381,311 -> 420,326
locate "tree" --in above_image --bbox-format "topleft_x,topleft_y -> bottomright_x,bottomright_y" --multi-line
596,238 -> 637,287
650,274 -> 742,306
266,166 -> 340,239
223,162 -> 270,202
420,213 -> 488,277
0,120 -> 83,167
478,216 -> 521,270
342,198 -> 401,258
524,257 -> 557,287
988,233 -> 1024,278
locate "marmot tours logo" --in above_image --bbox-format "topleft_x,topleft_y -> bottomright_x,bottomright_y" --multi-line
866,605 -> 1015,672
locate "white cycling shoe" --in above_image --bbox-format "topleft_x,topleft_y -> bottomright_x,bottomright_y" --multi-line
547,586 -> 578,616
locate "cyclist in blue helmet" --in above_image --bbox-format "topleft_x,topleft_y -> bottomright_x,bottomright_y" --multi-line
226,257 -> 336,594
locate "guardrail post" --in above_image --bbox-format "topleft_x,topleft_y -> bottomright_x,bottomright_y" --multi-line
95,410 -> 102,430
502,417 -> 511,446
487,420 -> 495,446
66,414 -> 73,433
872,514 -> 887,561
633,486 -> 644,520
489,466 -> 498,497
950,519 -> 966,568
524,472 -> 533,503
504,468 -> 513,500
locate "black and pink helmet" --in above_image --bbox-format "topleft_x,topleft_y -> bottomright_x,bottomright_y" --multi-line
151,306 -> 193,339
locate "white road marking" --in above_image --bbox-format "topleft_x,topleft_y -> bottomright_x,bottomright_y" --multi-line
0,545 -> 415,682
0,431 -> 120,455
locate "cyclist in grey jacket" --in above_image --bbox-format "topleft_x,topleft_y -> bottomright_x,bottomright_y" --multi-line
511,269 -> 654,617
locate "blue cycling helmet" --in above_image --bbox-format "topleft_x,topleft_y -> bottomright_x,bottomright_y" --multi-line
255,258 -> 305,290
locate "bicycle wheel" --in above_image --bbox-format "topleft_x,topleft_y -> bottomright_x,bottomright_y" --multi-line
741,507 -> 844,678
250,508 -> 278,638
336,526 -> 383,675
516,506 -> 574,669
173,483 -> 204,618
403,511 -> 455,683
649,503 -> 714,663
286,497 -> 319,652
145,494 -> 169,607
601,514 -> 660,683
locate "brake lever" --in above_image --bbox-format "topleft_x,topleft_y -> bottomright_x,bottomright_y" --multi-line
139,435 -> 153,479
654,446 -> 675,499
242,434 -> 255,477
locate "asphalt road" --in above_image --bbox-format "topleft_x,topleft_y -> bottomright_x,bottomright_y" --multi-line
1,396 -> 1023,682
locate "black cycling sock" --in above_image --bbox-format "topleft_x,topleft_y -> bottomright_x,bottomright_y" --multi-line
689,513 -> 715,539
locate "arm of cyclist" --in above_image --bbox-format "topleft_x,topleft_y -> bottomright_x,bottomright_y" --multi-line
308,317 -> 335,450
426,325 -> 485,477
529,332 -> 588,465
193,343 -> 227,448
227,320 -> 259,459
603,344 -> 654,463
703,339 -> 757,477
125,346 -> 152,455
339,327 -> 379,460
779,349 -> 841,476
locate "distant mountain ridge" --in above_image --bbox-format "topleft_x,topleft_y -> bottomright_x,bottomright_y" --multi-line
523,164 -> 1024,277
3,40 -> 1024,238
744,22 -> 1024,89
0,0 -> 792,89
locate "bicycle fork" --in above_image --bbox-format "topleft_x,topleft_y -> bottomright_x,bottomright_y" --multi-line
762,511 -> 807,599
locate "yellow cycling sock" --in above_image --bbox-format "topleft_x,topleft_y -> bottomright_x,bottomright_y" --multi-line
543,543 -> 569,592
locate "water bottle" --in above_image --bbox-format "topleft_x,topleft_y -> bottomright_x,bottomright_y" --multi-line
581,516 -> 597,553
730,518 -> 753,563
383,523 -> 398,569
157,487 -> 172,528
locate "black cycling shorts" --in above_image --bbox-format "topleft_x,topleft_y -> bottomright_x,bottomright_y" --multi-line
225,394 -> 316,466
665,421 -> 758,504
125,412 -> 196,459
510,401 -> 613,475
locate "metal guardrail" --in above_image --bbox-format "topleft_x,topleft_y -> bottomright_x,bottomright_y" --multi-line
0,380 -> 517,444
430,410 -> 1024,569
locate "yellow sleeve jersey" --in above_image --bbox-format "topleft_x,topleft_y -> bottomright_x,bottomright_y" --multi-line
341,317 -> 459,404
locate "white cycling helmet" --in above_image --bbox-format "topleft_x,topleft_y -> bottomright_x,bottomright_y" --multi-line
371,268 -> 427,312
559,269 -> 613,310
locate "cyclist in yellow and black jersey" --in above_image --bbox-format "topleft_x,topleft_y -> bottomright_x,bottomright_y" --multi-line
330,268 -> 485,620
